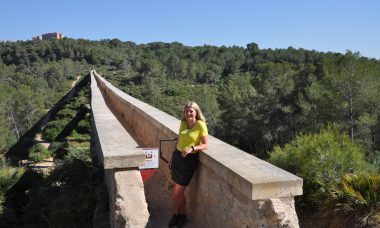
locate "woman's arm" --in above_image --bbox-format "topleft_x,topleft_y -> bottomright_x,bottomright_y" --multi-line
194,135 -> 208,151
183,135 -> 209,156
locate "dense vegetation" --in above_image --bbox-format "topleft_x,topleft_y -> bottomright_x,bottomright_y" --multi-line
1,38 -> 380,226
0,77 -> 109,227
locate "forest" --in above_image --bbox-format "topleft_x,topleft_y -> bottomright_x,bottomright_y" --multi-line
0,38 -> 380,226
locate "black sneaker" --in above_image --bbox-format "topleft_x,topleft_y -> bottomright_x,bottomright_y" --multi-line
168,214 -> 178,227
175,214 -> 186,227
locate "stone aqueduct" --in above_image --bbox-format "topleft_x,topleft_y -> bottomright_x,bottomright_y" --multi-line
90,70 -> 303,227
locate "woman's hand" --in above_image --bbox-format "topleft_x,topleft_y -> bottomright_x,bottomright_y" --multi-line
181,147 -> 193,157
182,135 -> 209,158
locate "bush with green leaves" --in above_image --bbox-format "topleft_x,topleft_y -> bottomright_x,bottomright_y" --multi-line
66,130 -> 90,141
43,119 -> 69,141
65,98 -> 82,110
368,150 -> 380,172
0,158 -> 25,213
29,144 -> 52,162
330,171 -> 380,213
56,108 -> 77,119
48,141 -> 64,153
268,127 -> 370,205
64,142 -> 91,162
65,147 -> 91,163
22,159 -> 94,227
76,119 -> 90,134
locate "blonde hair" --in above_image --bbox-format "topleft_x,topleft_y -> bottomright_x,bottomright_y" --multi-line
181,101 -> 206,122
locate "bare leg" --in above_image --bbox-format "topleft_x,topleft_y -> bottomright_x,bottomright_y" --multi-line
172,183 -> 187,214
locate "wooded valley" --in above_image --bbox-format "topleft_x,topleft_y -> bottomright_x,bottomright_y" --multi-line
0,38 -> 379,226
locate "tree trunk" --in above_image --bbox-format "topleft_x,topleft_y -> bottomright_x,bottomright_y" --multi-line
349,95 -> 354,142
8,103 -> 20,139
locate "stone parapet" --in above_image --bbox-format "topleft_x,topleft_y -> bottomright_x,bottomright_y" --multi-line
91,72 -> 145,169
91,71 -> 149,228
92,70 -> 303,227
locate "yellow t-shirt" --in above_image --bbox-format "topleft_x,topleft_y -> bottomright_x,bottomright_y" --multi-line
176,120 -> 208,153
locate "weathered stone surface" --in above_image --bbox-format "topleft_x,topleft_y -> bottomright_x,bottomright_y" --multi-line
187,161 -> 300,227
105,170 -> 149,228
201,137 -> 302,200
91,73 -> 145,169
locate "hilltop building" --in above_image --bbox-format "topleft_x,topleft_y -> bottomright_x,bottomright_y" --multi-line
32,32 -> 64,41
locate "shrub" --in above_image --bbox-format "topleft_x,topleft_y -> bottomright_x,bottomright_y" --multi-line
66,130 -> 90,141
65,98 -> 82,110
64,142 -> 91,162
48,141 -> 65,159
368,150 -> 380,172
56,108 -> 77,119
76,119 -> 90,134
29,144 -> 52,162
22,159 -> 94,227
330,171 -> 380,212
0,158 -> 25,213
268,127 -> 369,205
65,147 -> 91,163
48,141 -> 64,153
43,119 -> 69,141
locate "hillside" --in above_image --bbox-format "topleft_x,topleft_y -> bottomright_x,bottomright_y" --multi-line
0,75 -> 109,227
1,39 -> 380,226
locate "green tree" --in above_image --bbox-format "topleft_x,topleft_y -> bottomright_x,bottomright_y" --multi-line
195,86 -> 221,135
218,73 -> 257,152
324,52 -> 377,141
141,77 -> 161,106
43,64 -> 66,91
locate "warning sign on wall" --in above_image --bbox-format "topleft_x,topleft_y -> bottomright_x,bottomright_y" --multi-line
139,148 -> 159,169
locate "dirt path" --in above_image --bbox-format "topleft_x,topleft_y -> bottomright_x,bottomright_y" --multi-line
30,157 -> 55,169
35,133 -> 51,149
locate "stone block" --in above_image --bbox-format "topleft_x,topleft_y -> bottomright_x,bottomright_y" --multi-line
105,169 -> 149,228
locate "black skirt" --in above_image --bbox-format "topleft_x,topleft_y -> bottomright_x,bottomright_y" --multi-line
171,149 -> 199,186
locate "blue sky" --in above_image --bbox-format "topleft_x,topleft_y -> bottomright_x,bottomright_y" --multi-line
1,0 -> 379,59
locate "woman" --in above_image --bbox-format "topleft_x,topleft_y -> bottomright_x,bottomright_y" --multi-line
168,101 -> 209,227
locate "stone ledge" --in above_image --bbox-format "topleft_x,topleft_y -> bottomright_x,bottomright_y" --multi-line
91,71 -> 145,169
94,73 -> 180,135
203,137 -> 302,200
